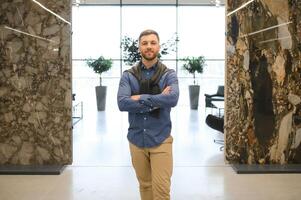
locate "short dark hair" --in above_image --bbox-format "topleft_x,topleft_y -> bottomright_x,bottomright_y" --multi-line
138,29 -> 160,42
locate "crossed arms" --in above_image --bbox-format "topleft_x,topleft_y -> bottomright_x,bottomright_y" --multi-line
117,71 -> 179,113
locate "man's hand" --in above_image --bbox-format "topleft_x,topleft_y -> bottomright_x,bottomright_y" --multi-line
162,86 -> 171,95
131,95 -> 141,101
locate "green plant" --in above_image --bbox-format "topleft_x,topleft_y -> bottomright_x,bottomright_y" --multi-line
121,36 -> 140,66
85,56 -> 112,85
181,56 -> 206,85
121,34 -> 177,66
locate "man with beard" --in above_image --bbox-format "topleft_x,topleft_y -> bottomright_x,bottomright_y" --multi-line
117,29 -> 179,200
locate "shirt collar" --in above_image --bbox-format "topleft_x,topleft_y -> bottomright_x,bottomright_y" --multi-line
141,61 -> 158,70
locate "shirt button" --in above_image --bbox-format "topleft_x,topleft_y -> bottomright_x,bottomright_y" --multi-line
144,117 -> 147,120
143,129 -> 146,132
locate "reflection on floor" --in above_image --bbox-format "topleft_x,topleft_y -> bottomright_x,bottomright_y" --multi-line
72,105 -> 225,167
1,78 -> 301,200
1,166 -> 301,200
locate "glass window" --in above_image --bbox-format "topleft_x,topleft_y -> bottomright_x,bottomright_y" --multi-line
178,6 -> 225,77
121,6 -> 177,71
72,5 -> 120,77
72,5 -> 225,78
72,6 -> 120,59
72,60 -> 121,79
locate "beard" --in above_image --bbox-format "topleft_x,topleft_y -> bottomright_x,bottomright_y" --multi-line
141,50 -> 158,61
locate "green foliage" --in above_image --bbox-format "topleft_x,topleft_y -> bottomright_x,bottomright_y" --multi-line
121,34 -> 177,66
160,34 -> 177,57
85,56 -> 112,76
121,36 -> 140,66
181,56 -> 206,85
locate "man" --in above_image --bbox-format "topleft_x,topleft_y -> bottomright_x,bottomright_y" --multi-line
117,29 -> 179,200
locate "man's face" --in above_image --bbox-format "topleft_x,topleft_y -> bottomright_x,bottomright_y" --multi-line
139,34 -> 160,61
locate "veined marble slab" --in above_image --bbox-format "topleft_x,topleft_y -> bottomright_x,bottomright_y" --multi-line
0,0 -> 72,165
226,0 -> 301,164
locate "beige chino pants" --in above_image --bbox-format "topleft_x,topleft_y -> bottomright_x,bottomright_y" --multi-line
129,136 -> 173,200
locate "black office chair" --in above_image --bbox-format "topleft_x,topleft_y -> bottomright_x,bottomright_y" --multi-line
204,85 -> 224,112
205,114 -> 224,151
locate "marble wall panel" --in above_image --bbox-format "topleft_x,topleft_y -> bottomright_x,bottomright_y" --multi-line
226,0 -> 301,164
0,0 -> 72,165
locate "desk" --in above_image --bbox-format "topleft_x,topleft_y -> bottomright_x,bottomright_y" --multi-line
212,101 -> 224,117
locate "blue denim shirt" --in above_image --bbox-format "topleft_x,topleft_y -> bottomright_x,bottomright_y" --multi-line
117,62 -> 179,148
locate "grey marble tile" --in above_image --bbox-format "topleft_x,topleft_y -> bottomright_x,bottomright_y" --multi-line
0,0 -> 72,165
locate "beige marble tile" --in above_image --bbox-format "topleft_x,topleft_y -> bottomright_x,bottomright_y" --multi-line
1,166 -> 301,200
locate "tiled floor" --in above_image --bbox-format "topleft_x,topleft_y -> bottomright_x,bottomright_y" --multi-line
1,78 -> 301,200
72,105 -> 225,167
1,165 -> 301,200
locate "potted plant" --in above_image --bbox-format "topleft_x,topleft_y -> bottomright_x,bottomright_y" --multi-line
86,56 -> 112,111
181,56 -> 206,109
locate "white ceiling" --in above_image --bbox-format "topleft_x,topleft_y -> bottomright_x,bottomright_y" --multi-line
73,0 -> 225,5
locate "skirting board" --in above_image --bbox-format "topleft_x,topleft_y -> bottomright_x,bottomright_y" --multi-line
231,164 -> 301,174
0,165 -> 66,175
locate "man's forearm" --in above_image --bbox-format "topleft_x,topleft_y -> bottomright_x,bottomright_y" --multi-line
118,96 -> 153,113
131,95 -> 141,101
